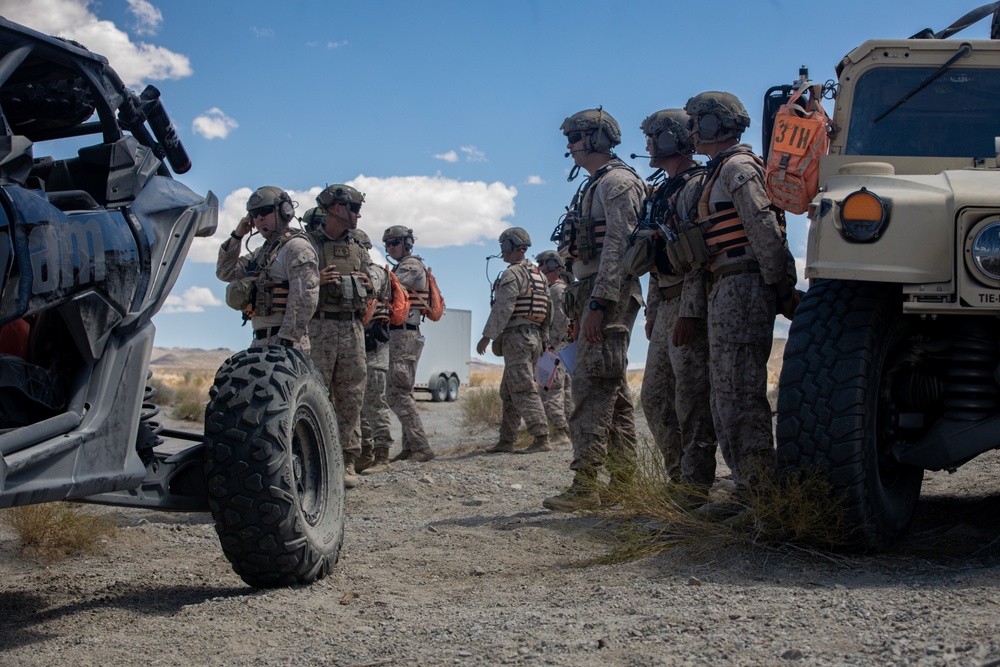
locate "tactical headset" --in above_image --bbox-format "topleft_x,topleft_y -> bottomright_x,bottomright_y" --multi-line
588,106 -> 614,152
276,191 -> 295,222
500,229 -> 530,255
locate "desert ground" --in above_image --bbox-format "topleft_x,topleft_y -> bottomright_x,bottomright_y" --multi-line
1,348 -> 999,667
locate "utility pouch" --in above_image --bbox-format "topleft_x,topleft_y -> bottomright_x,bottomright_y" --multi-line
667,225 -> 710,273
623,229 -> 658,277
225,278 -> 254,311
563,274 -> 596,320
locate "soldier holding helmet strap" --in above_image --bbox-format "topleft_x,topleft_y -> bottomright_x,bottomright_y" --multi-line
217,186 -> 319,352
633,109 -> 717,505
382,225 -> 436,463
476,228 -> 553,454
684,91 -> 801,515
534,249 -> 573,447
543,108 -> 646,513
306,184 -> 372,489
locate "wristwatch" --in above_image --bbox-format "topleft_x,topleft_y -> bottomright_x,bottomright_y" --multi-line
588,300 -> 606,312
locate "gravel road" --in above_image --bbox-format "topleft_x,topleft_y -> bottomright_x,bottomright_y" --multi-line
2,391 -> 999,667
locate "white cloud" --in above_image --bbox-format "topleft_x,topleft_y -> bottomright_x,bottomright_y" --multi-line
251,27 -> 274,38
526,175 -> 545,185
0,0 -> 191,87
126,0 -> 162,36
186,176 -> 517,262
162,286 -> 223,314
434,150 -> 459,163
192,108 -> 239,140
461,146 -> 487,162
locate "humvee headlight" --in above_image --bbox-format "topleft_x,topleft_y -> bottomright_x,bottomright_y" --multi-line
970,220 -> 1000,282
839,188 -> 889,242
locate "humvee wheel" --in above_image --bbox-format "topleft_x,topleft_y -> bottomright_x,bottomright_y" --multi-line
776,280 -> 923,550
204,346 -> 345,587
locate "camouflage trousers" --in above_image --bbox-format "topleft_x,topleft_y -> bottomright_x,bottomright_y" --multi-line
307,317 -> 366,458
361,340 -> 393,453
568,297 -> 640,473
640,295 -> 717,487
498,328 -> 549,444
707,272 -> 777,492
537,361 -> 571,432
387,328 -> 431,454
253,332 -> 310,355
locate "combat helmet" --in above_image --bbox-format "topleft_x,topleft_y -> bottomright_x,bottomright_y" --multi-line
317,184 -> 365,209
535,249 -> 564,272
499,227 -> 531,254
560,107 -> 621,151
301,206 -> 326,232
382,225 -> 415,251
640,109 -> 695,157
247,186 -> 295,223
684,91 -> 751,142
349,228 -> 373,249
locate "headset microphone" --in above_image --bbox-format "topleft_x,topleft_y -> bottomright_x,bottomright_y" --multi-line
630,153 -> 652,159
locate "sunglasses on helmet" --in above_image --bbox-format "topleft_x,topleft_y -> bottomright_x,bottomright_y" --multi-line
566,131 -> 587,144
385,239 -> 403,248
250,206 -> 275,219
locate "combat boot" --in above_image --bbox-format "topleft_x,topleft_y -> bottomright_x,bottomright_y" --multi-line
550,428 -> 571,448
343,453 -> 359,489
409,448 -> 436,462
519,434 -> 552,454
486,440 -> 515,453
355,446 -> 375,473
542,469 -> 600,512
362,448 -> 391,475
391,449 -> 411,462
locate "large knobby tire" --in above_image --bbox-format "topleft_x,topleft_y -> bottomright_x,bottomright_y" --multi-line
776,280 -> 923,550
204,346 -> 345,587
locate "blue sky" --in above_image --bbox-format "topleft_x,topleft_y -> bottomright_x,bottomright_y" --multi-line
1,0 -> 993,365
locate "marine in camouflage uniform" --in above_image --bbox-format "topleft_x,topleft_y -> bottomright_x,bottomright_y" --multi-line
685,92 -> 801,509
543,108 -> 646,513
383,225 -> 435,463
534,250 -> 573,444
476,228 -> 552,454
217,186 -> 318,352
629,109 -> 717,497
348,228 -> 395,475
305,185 -> 372,489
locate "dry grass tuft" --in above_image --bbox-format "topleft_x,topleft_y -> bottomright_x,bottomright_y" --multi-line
460,386 -> 503,432
586,442 -> 849,565
1,503 -> 117,564
470,367 -> 503,387
146,370 -> 213,422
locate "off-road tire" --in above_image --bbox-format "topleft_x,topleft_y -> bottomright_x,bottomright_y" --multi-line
204,346 -> 345,587
776,280 -> 923,550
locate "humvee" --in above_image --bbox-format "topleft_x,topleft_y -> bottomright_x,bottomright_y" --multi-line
0,17 -> 345,586
773,5 -> 1000,549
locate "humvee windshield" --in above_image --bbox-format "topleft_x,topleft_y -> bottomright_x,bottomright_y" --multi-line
846,66 -> 1000,158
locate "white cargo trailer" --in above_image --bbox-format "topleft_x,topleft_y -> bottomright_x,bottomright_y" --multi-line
413,308 -> 472,402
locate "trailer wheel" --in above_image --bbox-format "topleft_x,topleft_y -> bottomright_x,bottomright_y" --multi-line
446,375 -> 459,401
430,374 -> 449,402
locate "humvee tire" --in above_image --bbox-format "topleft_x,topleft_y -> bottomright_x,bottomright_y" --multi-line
204,346 -> 345,587
776,280 -> 924,550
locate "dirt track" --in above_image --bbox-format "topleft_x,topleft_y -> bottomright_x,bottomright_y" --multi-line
2,391 -> 1000,666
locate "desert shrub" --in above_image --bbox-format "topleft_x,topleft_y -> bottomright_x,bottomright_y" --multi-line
1,503 -> 117,564
171,382 -> 209,422
146,375 -> 176,406
470,368 -> 503,387
460,386 -> 503,432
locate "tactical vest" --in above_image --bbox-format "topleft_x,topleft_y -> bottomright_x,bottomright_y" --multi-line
639,168 -> 705,277
252,232 -> 300,317
511,263 -> 550,324
695,150 -> 786,262
310,230 -> 369,314
563,159 -> 640,264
